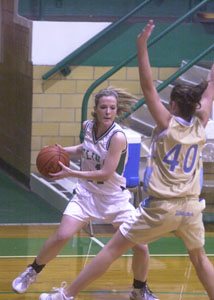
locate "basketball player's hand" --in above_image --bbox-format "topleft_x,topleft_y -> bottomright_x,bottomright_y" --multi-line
137,19 -> 155,47
49,161 -> 73,180
55,143 -> 64,151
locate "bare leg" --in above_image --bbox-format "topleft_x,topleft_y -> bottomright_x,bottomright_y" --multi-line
188,247 -> 214,300
112,223 -> 149,282
64,230 -> 135,298
132,244 -> 149,281
36,215 -> 85,265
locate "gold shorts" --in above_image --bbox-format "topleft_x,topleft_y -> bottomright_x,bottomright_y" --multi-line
120,196 -> 205,250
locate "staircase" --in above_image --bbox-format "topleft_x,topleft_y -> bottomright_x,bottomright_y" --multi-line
30,61 -> 214,222
127,60 -> 214,137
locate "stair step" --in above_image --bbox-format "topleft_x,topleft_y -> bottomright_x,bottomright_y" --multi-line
30,160 -> 79,212
180,60 -> 209,84
127,104 -> 155,136
157,81 -> 173,104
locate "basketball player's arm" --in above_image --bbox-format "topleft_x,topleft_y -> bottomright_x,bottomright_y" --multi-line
64,145 -> 83,156
53,121 -> 89,157
196,64 -> 214,127
50,132 -> 126,181
137,20 -> 171,132
54,143 -> 83,157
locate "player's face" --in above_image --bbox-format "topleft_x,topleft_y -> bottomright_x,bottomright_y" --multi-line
95,96 -> 117,127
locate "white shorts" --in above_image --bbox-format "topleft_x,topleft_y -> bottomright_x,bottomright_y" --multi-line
120,196 -> 205,251
63,184 -> 135,225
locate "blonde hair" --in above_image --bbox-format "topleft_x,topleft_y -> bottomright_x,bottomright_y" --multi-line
91,86 -> 138,122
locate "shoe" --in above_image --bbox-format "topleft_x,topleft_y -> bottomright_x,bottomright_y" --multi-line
130,284 -> 159,300
12,266 -> 39,293
39,282 -> 74,300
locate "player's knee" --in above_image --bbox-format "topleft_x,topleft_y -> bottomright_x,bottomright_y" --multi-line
188,246 -> 206,267
132,244 -> 149,256
55,230 -> 71,243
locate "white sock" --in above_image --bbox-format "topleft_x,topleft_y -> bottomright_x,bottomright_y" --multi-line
62,291 -> 74,300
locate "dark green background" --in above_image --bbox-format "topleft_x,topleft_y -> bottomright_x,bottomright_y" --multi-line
18,0 -> 214,67
0,171 -> 61,224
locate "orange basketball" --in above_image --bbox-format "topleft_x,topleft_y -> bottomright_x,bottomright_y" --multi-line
36,145 -> 70,178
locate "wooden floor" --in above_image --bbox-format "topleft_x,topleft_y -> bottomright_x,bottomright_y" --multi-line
0,225 -> 214,300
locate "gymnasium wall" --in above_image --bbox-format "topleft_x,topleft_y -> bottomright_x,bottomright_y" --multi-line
0,0 -> 213,184
31,65 -> 177,173
30,21 -> 213,68
0,0 -> 33,185
19,0 -> 214,67
28,3 -> 214,174
18,0 -> 214,21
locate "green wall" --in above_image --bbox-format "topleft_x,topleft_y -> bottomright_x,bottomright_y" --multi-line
18,0 -> 214,67
74,23 -> 214,67
18,0 -> 214,19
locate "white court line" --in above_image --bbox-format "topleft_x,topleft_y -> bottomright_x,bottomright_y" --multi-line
179,285 -> 184,300
179,259 -> 193,299
1,254 -> 214,259
83,239 -> 93,268
90,236 -> 105,247
1,236 -> 214,259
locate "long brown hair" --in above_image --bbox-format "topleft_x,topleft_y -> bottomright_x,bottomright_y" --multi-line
170,80 -> 208,120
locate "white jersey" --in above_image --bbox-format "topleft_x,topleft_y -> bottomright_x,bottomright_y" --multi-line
78,120 -> 128,195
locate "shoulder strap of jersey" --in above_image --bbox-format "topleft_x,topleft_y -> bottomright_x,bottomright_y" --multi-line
106,129 -> 127,152
84,120 -> 93,134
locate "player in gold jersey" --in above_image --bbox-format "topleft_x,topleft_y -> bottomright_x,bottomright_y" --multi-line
37,20 -> 214,300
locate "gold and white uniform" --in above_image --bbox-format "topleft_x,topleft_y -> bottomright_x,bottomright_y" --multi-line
120,116 -> 207,250
143,115 -> 206,198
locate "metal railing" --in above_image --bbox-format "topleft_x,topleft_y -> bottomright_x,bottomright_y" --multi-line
42,0 -> 152,79
119,44 -> 214,122
79,0 -> 211,142
36,0 -> 211,140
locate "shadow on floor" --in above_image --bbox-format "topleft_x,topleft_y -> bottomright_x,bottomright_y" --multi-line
0,170 -> 62,224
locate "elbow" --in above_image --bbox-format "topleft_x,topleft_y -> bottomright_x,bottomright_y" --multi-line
101,174 -> 111,181
99,171 -> 112,182
96,167 -> 114,181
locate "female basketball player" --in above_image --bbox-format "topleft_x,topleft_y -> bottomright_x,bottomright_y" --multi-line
37,20 -> 214,300
12,86 -> 158,300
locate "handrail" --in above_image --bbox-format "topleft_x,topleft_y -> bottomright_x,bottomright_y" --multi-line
42,0 -> 151,80
79,0 -> 210,142
119,44 -> 214,121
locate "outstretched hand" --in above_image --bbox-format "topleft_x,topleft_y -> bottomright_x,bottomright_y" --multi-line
137,19 -> 155,46
49,161 -> 73,180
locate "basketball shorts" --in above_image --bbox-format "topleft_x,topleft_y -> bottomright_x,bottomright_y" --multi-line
120,196 -> 205,250
63,184 -> 135,225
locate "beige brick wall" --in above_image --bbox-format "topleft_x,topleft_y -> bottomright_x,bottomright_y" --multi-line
31,65 -> 178,172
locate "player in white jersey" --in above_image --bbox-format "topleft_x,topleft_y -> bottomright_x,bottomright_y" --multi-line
79,120 -> 128,195
12,86 -> 159,300
35,20 -> 214,300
